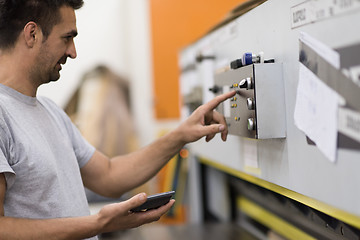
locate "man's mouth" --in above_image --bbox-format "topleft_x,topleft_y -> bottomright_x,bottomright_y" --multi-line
56,63 -> 62,71
57,57 -> 67,70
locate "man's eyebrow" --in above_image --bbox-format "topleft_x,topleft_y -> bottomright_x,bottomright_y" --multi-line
65,30 -> 78,37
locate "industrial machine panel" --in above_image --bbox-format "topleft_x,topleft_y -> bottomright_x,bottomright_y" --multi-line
215,63 -> 285,139
179,0 -> 360,227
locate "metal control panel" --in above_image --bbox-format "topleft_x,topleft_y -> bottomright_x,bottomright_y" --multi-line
214,63 -> 286,139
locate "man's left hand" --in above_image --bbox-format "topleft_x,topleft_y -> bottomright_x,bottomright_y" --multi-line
174,90 -> 236,144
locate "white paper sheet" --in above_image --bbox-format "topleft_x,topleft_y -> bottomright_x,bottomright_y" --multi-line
294,63 -> 339,162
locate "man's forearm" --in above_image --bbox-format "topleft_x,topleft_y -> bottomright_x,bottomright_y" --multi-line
107,129 -> 185,195
0,215 -> 100,240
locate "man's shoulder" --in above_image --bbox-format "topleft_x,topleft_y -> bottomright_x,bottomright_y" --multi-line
37,96 -> 65,114
37,96 -> 57,107
37,96 -> 72,126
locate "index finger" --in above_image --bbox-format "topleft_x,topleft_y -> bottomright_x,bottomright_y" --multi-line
202,90 -> 236,112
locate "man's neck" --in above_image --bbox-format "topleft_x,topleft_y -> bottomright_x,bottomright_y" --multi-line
0,50 -> 38,97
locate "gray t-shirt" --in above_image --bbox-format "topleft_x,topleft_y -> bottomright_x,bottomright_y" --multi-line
0,83 -> 97,239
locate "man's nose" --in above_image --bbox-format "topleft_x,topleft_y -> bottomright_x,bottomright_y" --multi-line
67,39 -> 77,59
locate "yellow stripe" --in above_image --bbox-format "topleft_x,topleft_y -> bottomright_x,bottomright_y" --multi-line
198,157 -> 360,229
244,166 -> 261,176
238,197 -> 316,240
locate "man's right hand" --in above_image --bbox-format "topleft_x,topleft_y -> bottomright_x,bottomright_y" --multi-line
96,193 -> 175,233
0,181 -> 174,239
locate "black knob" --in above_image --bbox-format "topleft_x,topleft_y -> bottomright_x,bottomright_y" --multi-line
196,54 -> 215,63
230,59 -> 243,69
264,59 -> 275,63
209,85 -> 220,93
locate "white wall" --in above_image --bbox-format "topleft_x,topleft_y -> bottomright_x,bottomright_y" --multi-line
38,0 -> 157,147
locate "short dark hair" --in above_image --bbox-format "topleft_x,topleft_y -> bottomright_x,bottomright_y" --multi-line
0,0 -> 84,50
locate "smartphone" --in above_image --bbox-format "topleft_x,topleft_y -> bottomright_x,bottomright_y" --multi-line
130,191 -> 175,212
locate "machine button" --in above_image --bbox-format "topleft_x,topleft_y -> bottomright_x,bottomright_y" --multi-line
247,98 -> 255,110
239,77 -> 253,90
247,118 -> 256,131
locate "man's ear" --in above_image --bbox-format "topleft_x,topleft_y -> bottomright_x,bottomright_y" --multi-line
23,22 -> 40,48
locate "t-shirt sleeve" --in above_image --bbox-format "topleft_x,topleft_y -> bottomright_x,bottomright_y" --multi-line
0,121 -> 16,189
68,121 -> 96,168
38,97 -> 96,168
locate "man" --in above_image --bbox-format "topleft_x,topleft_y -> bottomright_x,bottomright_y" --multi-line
0,0 -> 235,239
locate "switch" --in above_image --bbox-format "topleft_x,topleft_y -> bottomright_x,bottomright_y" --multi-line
247,98 -> 255,110
196,53 -> 215,62
208,85 -> 220,93
242,51 -> 274,66
242,52 -> 264,65
247,118 -> 256,131
239,77 -> 253,90
230,59 -> 243,69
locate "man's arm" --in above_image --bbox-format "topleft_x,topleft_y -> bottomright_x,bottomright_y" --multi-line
80,91 -> 236,198
0,173 -> 175,239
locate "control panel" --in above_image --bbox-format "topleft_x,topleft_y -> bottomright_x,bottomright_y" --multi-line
214,63 -> 286,139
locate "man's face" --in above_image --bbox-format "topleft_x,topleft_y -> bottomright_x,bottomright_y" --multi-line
30,6 -> 78,85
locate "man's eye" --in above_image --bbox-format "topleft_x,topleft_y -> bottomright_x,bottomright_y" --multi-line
64,36 -> 72,42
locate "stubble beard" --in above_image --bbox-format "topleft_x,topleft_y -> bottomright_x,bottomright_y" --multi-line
30,46 -> 62,87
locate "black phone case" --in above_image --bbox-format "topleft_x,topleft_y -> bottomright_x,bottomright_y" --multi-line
130,191 -> 175,212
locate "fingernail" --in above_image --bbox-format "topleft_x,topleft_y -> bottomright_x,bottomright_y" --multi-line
219,125 -> 225,132
139,193 -> 146,201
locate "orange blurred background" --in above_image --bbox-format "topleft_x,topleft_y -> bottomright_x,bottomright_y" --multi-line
149,0 -> 246,119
